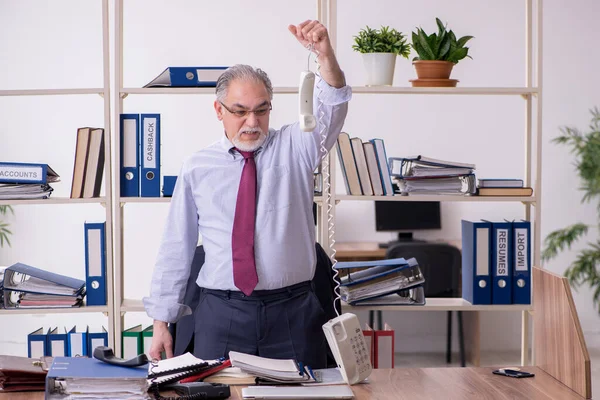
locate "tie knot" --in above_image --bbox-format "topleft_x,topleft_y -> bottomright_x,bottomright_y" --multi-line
236,149 -> 255,160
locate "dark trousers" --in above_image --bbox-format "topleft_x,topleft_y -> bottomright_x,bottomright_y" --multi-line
193,281 -> 328,368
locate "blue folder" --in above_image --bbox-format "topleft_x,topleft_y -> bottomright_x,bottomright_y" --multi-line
120,114 -> 140,197
461,220 -> 492,305
140,114 -> 161,197
0,162 -> 59,184
84,222 -> 107,306
511,220 -> 531,304
87,326 -> 108,356
143,66 -> 229,87
47,327 -> 68,357
491,221 -> 512,305
28,327 -> 47,358
67,326 -> 88,357
4,263 -> 85,296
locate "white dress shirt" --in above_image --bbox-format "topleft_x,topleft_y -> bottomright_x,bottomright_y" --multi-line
143,77 -> 352,323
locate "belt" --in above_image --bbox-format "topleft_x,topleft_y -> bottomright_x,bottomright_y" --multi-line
201,280 -> 312,301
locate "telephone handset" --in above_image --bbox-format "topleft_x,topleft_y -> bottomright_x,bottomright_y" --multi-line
322,313 -> 373,385
299,70 -> 317,131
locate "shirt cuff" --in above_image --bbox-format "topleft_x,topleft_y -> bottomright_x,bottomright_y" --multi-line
142,296 -> 192,324
316,75 -> 352,106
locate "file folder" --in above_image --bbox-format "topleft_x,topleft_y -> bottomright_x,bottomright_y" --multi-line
47,327 -> 68,357
140,113 -> 161,197
461,220 -> 492,305
4,263 -> 85,297
491,221 -> 512,304
0,162 -> 59,184
122,324 -> 143,359
84,222 -> 107,306
67,326 -> 87,357
374,323 -> 394,369
512,220 -> 532,304
144,66 -> 228,87
120,114 -> 140,197
28,327 -> 47,358
87,326 -> 108,356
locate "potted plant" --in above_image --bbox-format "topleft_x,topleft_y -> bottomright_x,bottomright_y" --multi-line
410,18 -> 473,86
542,107 -> 600,312
353,25 -> 410,86
0,206 -> 12,247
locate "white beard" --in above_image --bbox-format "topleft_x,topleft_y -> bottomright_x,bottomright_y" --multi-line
232,127 -> 267,152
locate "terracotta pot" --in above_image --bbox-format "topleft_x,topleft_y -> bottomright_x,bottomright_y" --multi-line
413,60 -> 454,79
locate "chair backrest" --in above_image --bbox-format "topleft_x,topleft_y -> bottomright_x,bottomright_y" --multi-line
385,241 -> 461,298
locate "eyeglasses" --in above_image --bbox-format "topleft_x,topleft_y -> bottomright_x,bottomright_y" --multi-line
219,101 -> 272,118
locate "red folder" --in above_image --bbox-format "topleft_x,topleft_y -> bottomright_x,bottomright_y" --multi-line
179,359 -> 231,383
374,323 -> 395,369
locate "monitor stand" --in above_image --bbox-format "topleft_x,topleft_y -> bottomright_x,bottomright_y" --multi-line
378,232 -> 426,249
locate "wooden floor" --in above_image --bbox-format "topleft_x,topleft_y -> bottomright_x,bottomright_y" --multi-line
397,349 -> 599,396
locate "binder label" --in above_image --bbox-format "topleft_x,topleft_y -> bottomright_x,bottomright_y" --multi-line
123,119 -> 137,168
0,165 -> 42,182
496,229 -> 509,276
143,117 -> 157,169
515,228 -> 529,271
476,228 -> 489,275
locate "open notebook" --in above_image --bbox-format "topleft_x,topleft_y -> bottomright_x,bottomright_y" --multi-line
147,353 -> 224,387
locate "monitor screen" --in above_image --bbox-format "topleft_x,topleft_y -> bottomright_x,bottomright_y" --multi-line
375,201 -> 441,231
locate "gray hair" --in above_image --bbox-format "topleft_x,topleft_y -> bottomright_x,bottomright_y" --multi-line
215,64 -> 273,102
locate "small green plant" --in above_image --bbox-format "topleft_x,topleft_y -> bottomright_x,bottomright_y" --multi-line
0,205 -> 13,247
352,25 -> 411,58
411,18 -> 474,63
542,107 -> 600,312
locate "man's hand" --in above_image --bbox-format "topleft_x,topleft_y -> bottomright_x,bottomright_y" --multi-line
288,20 -> 345,88
149,320 -> 174,360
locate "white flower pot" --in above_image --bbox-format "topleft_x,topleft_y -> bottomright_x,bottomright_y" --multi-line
362,53 -> 397,86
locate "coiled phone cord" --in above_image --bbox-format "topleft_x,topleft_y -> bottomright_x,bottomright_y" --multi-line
307,43 -> 342,318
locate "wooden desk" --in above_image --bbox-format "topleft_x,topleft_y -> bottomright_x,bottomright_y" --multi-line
2,367 -> 584,400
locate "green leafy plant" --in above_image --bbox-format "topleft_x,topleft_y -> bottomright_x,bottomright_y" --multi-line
352,25 -> 411,58
0,205 -> 13,247
542,107 -> 600,312
411,18 -> 474,63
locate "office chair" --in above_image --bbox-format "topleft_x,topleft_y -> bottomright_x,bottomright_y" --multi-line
169,243 -> 341,367
383,241 -> 465,367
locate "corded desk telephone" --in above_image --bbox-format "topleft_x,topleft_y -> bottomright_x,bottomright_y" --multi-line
300,42 -> 373,386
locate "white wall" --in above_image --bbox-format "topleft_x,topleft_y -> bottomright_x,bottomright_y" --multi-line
0,0 -> 598,357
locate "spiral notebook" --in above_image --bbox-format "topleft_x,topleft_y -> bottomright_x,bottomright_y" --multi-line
147,353 -> 223,387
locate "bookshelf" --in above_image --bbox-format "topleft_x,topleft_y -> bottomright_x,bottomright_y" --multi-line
111,0 -> 542,366
0,0 -> 115,349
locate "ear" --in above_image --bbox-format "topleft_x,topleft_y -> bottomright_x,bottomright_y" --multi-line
214,100 -> 224,121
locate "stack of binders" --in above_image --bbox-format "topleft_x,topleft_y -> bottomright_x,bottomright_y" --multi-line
461,219 -> 532,305
0,162 -> 59,200
389,155 -> 476,195
335,257 -> 426,305
1,263 -> 85,309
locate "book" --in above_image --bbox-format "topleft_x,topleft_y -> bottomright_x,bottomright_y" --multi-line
70,127 -> 92,198
202,367 -> 257,385
478,178 -> 524,188
82,128 -> 105,198
477,187 -> 533,196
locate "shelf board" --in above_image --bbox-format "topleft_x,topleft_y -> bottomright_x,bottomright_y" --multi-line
335,195 -> 537,203
121,86 -> 538,96
0,305 -> 110,315
342,297 -> 533,312
122,87 -> 299,95
351,86 -> 539,95
119,195 -> 323,204
121,298 -> 531,313
0,197 -> 108,206
0,88 -> 105,96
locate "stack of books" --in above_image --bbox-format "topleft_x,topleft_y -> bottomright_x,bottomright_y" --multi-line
335,257 -> 426,305
0,162 -> 59,200
477,178 -> 533,196
70,127 -> 105,199
389,155 -> 476,195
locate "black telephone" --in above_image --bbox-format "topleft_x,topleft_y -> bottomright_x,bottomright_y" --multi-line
92,346 -> 230,400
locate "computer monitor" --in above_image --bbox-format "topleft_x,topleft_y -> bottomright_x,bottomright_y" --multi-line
375,201 -> 441,243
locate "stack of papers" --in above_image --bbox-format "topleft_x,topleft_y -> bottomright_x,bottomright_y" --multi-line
147,352 -> 223,387
0,163 -> 59,200
46,357 -> 149,399
0,183 -> 53,200
229,351 -> 316,383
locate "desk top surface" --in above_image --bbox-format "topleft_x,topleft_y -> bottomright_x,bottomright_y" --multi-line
2,366 -> 585,400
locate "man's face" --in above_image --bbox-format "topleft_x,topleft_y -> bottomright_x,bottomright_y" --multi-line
214,78 -> 271,152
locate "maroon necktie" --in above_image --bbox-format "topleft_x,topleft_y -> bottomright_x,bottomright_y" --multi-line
232,149 -> 258,295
